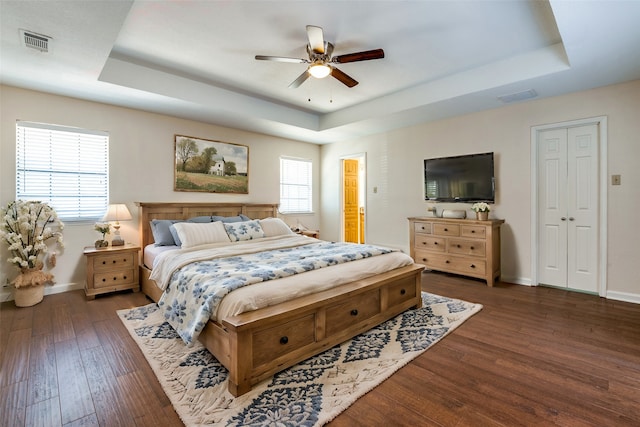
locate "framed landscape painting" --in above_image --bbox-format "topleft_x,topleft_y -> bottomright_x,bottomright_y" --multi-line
174,135 -> 249,193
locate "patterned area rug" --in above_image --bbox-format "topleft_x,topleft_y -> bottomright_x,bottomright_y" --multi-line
117,292 -> 481,426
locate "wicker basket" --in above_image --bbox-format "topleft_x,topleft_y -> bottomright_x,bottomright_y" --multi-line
14,284 -> 45,307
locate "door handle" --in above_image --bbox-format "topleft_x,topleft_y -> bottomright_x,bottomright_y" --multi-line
561,217 -> 567,221
569,217 -> 575,221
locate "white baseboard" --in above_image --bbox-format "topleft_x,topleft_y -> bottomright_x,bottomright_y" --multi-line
500,275 -> 532,286
606,290 -> 640,305
0,282 -> 84,303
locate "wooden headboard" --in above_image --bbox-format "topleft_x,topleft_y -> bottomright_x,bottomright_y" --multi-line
136,202 -> 279,249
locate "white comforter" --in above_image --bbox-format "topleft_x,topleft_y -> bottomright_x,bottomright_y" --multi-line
150,235 -> 414,322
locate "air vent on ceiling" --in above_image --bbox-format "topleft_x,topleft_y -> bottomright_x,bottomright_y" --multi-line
20,29 -> 51,53
498,89 -> 537,104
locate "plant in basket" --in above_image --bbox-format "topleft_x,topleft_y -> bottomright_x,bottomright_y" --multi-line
0,200 -> 64,306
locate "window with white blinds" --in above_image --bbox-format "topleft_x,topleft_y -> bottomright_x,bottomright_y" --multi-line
279,157 -> 312,213
16,121 -> 109,222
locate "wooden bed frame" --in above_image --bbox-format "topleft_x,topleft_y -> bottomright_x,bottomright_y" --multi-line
136,202 -> 425,396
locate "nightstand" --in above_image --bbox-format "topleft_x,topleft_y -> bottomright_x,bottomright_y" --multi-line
83,244 -> 140,300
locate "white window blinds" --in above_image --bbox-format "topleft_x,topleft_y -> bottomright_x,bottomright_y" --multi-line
279,157 -> 312,213
16,121 -> 109,221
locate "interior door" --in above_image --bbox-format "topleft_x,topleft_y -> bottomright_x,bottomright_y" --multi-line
537,124 -> 599,292
343,159 -> 359,243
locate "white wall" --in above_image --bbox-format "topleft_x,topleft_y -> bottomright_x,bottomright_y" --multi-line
0,85 -> 320,300
320,79 -> 640,300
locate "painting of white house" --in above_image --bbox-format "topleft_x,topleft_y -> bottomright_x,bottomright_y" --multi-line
174,134 -> 249,193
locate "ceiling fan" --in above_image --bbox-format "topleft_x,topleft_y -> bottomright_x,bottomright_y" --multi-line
255,25 -> 384,89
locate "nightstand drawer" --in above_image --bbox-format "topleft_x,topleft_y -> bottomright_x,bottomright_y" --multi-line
94,269 -> 136,288
93,253 -> 134,271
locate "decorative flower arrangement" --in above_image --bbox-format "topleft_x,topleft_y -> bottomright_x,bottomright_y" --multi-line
94,222 -> 111,240
0,200 -> 64,287
471,202 -> 491,213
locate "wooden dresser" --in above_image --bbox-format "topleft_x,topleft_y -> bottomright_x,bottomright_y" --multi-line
408,217 -> 504,286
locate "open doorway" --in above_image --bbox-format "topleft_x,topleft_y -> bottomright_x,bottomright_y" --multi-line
341,154 -> 366,243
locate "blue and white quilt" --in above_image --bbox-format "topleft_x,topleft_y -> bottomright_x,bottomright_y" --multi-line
156,238 -> 397,346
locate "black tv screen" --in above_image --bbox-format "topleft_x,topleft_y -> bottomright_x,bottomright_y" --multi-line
424,152 -> 495,202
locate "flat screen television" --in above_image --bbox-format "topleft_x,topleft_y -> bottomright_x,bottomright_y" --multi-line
424,152 -> 495,202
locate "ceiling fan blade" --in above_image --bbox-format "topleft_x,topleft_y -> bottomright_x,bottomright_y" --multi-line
331,67 -> 358,88
333,49 -> 385,64
255,55 -> 307,63
289,70 -> 310,88
306,25 -> 325,54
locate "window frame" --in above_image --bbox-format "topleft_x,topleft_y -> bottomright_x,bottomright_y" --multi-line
15,121 -> 110,222
279,156 -> 313,214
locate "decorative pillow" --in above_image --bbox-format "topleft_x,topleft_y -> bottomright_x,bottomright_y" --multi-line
224,220 -> 265,242
169,224 -> 183,247
259,218 -> 295,237
150,219 -> 180,246
172,221 -> 231,249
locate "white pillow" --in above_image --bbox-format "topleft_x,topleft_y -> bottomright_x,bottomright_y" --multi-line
224,220 -> 265,242
259,218 -> 295,237
172,221 -> 230,249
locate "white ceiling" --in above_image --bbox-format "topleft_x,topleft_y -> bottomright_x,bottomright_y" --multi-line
2,1 -> 640,144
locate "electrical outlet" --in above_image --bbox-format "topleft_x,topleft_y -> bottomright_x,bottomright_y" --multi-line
612,174 -> 621,185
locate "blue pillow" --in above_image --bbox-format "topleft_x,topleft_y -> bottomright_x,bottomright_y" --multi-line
150,219 -> 180,246
212,214 -> 251,223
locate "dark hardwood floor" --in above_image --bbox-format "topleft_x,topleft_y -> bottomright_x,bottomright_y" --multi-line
1,272 -> 639,426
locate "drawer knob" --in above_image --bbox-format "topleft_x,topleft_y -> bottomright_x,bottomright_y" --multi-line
434,242 -> 438,245
470,264 -> 476,269
470,246 -> 475,250
112,260 -> 116,264
456,244 -> 461,248
422,242 -> 427,245
123,276 -> 127,279
444,228 -> 448,231
471,230 -> 476,233
102,278 -> 106,282
350,309 -> 359,316
102,261 -> 106,265
421,258 -> 427,262
445,260 -> 450,264
279,336 -> 288,345
113,277 -> 117,280
400,289 -> 406,295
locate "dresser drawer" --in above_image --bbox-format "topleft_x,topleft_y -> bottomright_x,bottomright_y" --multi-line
325,289 -> 381,337
94,269 -> 136,288
253,313 -> 316,367
93,253 -> 134,271
415,251 -> 486,276
448,238 -> 486,257
433,223 -> 460,237
386,277 -> 418,308
461,225 -> 486,238
414,235 -> 446,252
414,222 -> 432,234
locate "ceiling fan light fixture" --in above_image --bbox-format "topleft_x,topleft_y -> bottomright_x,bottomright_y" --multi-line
308,62 -> 331,79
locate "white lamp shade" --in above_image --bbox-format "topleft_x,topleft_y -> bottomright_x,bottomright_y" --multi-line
103,204 -> 132,222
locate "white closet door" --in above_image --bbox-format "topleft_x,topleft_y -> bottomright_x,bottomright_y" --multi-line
537,124 -> 599,292
567,124 -> 599,292
538,128 -> 568,287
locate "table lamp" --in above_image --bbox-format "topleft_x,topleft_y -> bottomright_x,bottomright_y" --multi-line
103,204 -> 132,246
